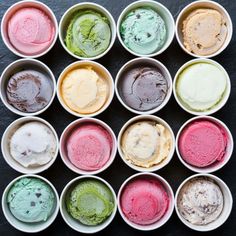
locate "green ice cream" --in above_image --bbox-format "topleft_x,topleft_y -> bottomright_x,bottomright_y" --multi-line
7,177 -> 55,223
65,10 -> 111,57
120,7 -> 167,55
66,180 -> 114,225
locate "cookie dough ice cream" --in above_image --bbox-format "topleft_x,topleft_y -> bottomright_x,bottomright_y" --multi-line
182,9 -> 228,56
6,70 -> 53,113
9,121 -> 57,168
7,177 -> 55,223
177,177 -> 224,225
65,10 -> 111,57
121,121 -> 172,168
60,66 -> 109,115
120,7 -> 166,55
66,179 -> 114,225
176,62 -> 227,112
118,66 -> 168,111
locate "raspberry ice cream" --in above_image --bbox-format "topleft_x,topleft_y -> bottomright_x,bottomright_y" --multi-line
66,123 -> 112,171
7,7 -> 55,56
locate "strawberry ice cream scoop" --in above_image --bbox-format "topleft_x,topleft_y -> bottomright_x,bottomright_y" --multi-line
179,120 -> 227,167
120,178 -> 169,225
66,124 -> 112,171
7,7 -> 55,56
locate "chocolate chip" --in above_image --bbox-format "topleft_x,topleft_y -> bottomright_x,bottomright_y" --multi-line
136,14 -> 140,19
147,33 -> 151,38
31,201 -> 36,206
36,193 -> 41,198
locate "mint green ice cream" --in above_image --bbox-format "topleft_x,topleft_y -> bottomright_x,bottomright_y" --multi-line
66,180 -> 114,226
65,10 -> 111,57
7,177 -> 55,223
120,7 -> 167,55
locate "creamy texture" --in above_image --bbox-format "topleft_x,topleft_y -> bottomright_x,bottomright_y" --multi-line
179,120 -> 227,168
182,9 -> 227,56
7,177 -> 55,223
121,121 -> 172,168
121,178 -> 169,225
177,177 -> 224,225
118,66 -> 168,111
10,122 -> 57,168
6,70 -> 53,113
61,66 -> 109,115
176,63 -> 227,112
66,123 -> 112,171
120,7 -> 166,55
65,10 -> 111,57
8,7 -> 55,56
66,180 -> 114,225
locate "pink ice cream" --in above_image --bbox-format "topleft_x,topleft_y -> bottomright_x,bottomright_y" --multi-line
7,7 -> 55,56
179,120 -> 227,167
120,178 -> 169,225
66,123 -> 113,171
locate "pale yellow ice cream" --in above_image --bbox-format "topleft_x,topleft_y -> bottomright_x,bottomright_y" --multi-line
61,66 -> 109,114
121,121 -> 172,168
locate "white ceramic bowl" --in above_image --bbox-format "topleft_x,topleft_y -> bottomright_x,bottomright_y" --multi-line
175,0 -> 233,58
117,0 -> 175,57
59,2 -> 116,60
60,175 -> 117,234
118,115 -> 175,172
176,116 -> 233,173
60,118 -> 117,175
175,173 -> 233,231
173,58 -> 231,116
1,116 -> 59,174
1,0 -> 58,58
2,174 -> 59,233
57,60 -> 114,117
117,172 -> 174,231
0,58 -> 56,116
115,57 -> 172,115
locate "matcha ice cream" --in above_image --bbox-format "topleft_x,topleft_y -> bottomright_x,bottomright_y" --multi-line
65,10 -> 111,57
120,7 -> 166,55
7,177 -> 55,223
66,179 -> 114,225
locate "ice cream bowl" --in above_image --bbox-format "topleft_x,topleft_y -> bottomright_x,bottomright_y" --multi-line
175,0 -> 233,58
117,0 -> 175,57
59,2 -> 116,60
1,0 -> 58,58
60,175 -> 117,233
173,58 -> 231,116
176,116 -> 233,174
1,116 -> 59,174
2,174 -> 60,233
118,115 -> 175,172
60,118 -> 117,175
57,60 -> 114,117
175,173 -> 233,231
115,57 -> 172,115
117,172 -> 174,231
0,58 -> 56,116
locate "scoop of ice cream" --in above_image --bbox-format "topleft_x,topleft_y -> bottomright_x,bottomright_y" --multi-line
120,7 -> 166,55
179,120 -> 227,168
121,178 -> 169,225
176,63 -> 227,111
182,9 -> 228,56
65,10 -> 111,57
10,121 -> 57,168
7,177 -> 55,223
8,7 -> 55,56
177,177 -> 224,225
61,66 -> 109,115
66,179 -> 114,225
6,70 -> 53,113
118,66 -> 168,111
66,123 -> 112,171
121,121 -> 172,168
